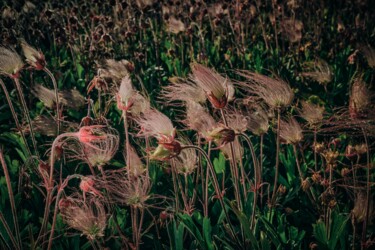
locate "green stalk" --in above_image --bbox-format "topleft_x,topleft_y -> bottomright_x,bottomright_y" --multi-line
270,108 -> 281,206
44,68 -> 60,135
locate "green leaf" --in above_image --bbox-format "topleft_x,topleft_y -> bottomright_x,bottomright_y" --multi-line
203,217 -> 214,250
213,153 -> 226,174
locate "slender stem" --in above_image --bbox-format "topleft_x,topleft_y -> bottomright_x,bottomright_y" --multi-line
271,108 -> 281,206
0,149 -> 21,249
220,109 -> 241,209
44,68 -> 60,135
204,141 -> 212,217
361,127 -> 371,246
0,79 -> 32,157
292,144 -> 304,182
123,112 -> 130,174
237,133 -> 259,230
13,78 -> 39,158
260,134 -> 264,207
0,212 -> 19,250
313,128 -> 318,171
181,145 -> 241,248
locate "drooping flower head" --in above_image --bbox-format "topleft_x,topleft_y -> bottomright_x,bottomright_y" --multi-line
160,77 -> 206,105
182,101 -> 216,139
136,109 -> 181,160
0,46 -> 24,78
31,83 -> 56,109
99,170 -> 151,208
171,146 -> 198,175
20,40 -> 46,70
237,71 -> 294,110
59,195 -> 107,240
246,104 -> 270,136
301,59 -> 332,86
98,59 -> 133,84
279,117 -> 303,144
125,146 -> 146,177
116,75 -> 150,116
166,16 -> 186,34
299,100 -> 325,127
349,78 -> 373,119
190,63 -> 234,109
221,137 -> 244,163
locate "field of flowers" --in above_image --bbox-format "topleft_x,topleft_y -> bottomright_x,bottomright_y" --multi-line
0,0 -> 374,249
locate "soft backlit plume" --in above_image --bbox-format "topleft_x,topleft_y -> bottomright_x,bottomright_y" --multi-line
190,63 -> 234,109
136,109 -> 175,141
279,117 -> 303,144
226,110 -> 248,134
117,75 -> 150,116
20,40 -> 46,70
280,19 -> 303,43
0,46 -> 24,78
237,71 -> 294,109
221,137 -> 244,162
59,88 -> 86,110
101,170 -> 151,208
360,45 -> 375,68
182,101 -> 216,139
166,16 -> 186,34
98,59 -> 133,84
161,77 -> 206,105
171,147 -> 198,175
352,191 -> 374,223
79,126 -> 119,167
349,78 -> 373,119
301,59 -> 332,85
299,101 -> 325,127
207,126 -> 236,147
246,104 -> 270,136
59,195 -> 107,240
125,146 -> 146,177
31,84 -> 56,109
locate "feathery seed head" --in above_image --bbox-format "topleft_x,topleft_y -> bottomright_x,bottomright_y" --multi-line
221,137 -> 243,162
207,126 -> 236,146
98,59 -> 131,84
171,147 -> 198,175
166,16 -> 186,34
237,71 -> 294,109
226,110 -> 248,133
20,40 -> 46,70
161,77 -> 206,105
279,117 -> 303,144
136,109 -> 175,141
299,101 -> 325,127
191,63 -> 233,109
246,104 -> 269,136
125,146 -> 146,177
0,46 -> 24,78
31,83 -> 56,109
60,196 -> 107,240
301,59 -> 332,85
183,101 -> 216,139
349,78 -> 373,119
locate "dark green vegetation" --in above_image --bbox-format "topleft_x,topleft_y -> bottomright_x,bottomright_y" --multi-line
0,0 -> 374,249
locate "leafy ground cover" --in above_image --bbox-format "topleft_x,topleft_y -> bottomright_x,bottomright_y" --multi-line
0,0 -> 374,249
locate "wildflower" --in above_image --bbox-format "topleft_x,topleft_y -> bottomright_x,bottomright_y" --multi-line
31,115 -> 58,136
182,101 -> 216,139
59,195 -> 107,240
79,177 -> 102,199
136,109 -> 181,160
237,71 -> 294,109
125,146 -> 146,177
166,16 -> 185,34
31,84 -> 56,109
87,75 -> 108,93
161,77 -> 206,105
226,110 -> 248,134
0,46 -> 24,78
301,179 -> 311,192
246,104 -> 269,136
98,59 -> 132,84
301,59 -> 332,86
207,126 -> 236,146
117,75 -> 150,116
101,170 -> 151,208
352,191 -> 374,223
349,78 -> 372,119
79,126 -> 119,167
20,40 -> 46,70
279,117 -> 303,144
171,147 -> 198,175
190,63 -> 234,109
299,101 -> 324,127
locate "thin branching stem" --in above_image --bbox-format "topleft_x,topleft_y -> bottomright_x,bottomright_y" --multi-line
271,108 -> 281,206
0,212 -> 19,250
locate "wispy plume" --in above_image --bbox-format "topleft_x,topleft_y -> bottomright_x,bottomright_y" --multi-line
161,77 -> 206,105
237,71 -> 294,109
279,117 -> 303,144
0,46 -> 24,78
